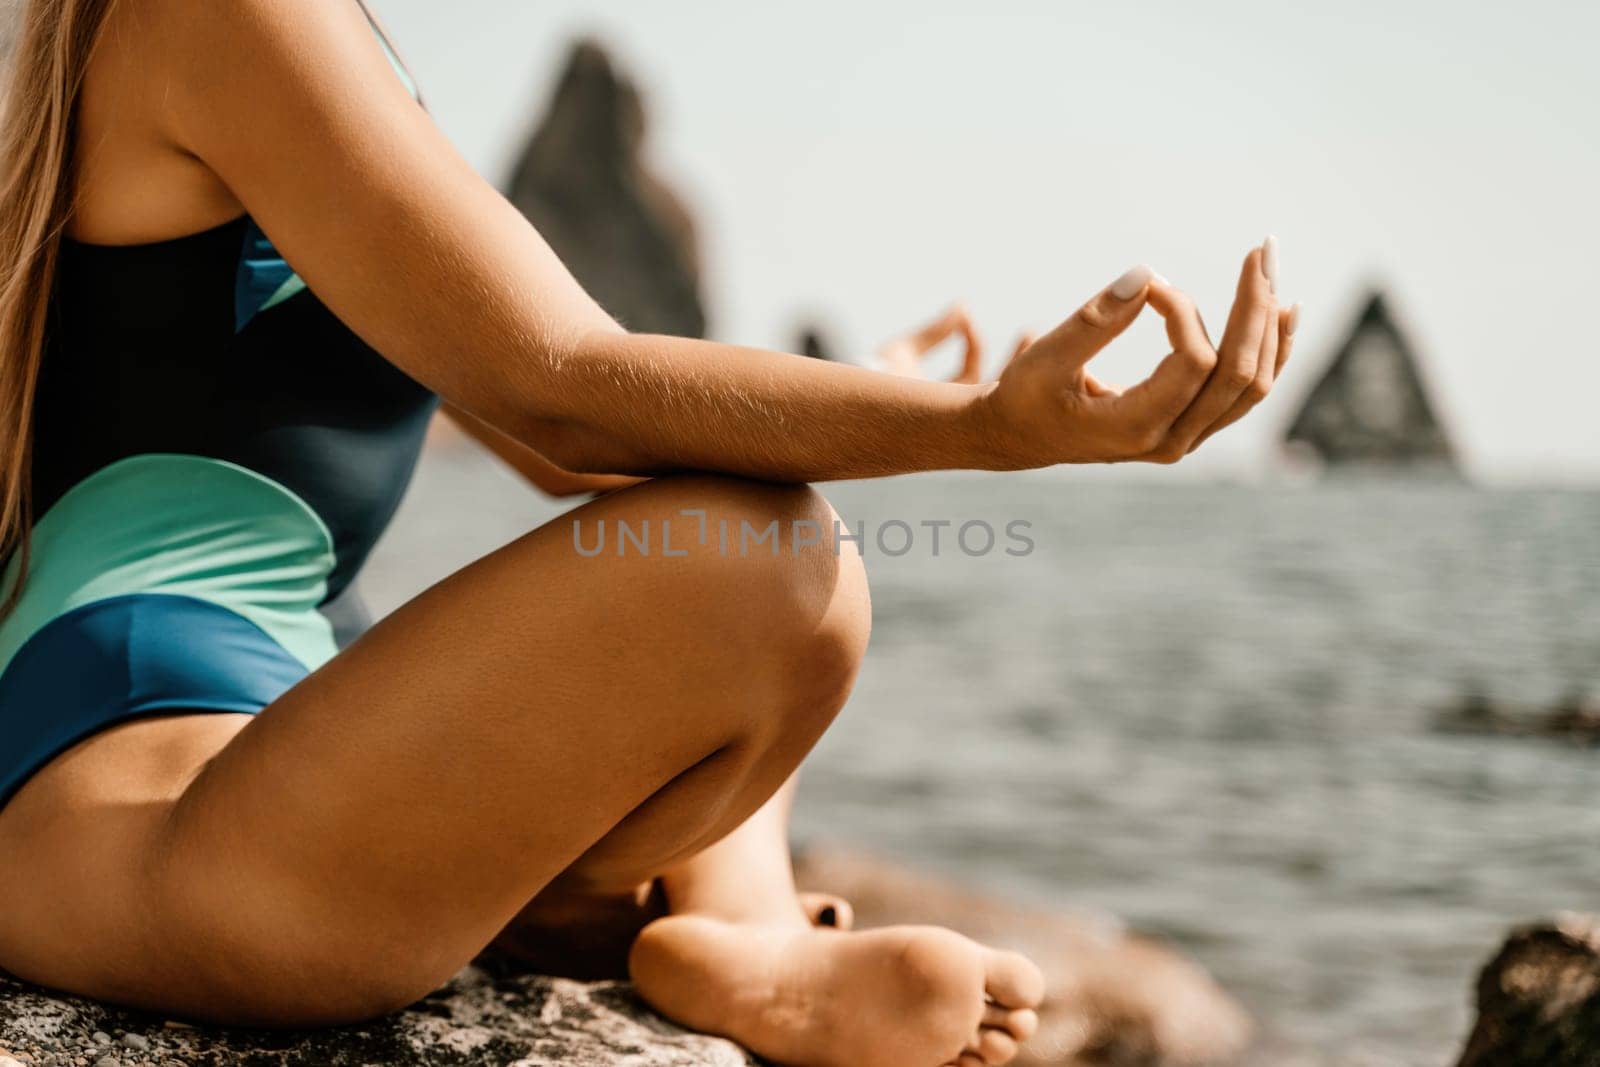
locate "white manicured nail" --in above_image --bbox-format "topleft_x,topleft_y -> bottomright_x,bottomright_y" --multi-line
1152,271 -> 1171,287
1262,235 -> 1279,293
1286,302 -> 1301,335
1110,264 -> 1153,301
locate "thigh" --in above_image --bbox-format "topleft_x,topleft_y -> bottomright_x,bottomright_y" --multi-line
0,712 -> 249,998
0,475 -> 861,1021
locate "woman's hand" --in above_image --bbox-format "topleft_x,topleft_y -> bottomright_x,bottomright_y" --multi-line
978,241 -> 1299,467
875,304 -> 986,384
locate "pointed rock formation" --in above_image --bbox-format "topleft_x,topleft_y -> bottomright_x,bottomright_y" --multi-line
507,41 -> 708,339
1284,291 -> 1459,471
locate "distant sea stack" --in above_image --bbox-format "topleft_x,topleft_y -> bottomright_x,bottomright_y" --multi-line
797,324 -> 838,361
507,41 -> 708,338
1283,291 -> 1459,472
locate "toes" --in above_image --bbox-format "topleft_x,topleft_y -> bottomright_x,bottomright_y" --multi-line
966,1027 -> 1019,1064
798,892 -> 855,931
982,1004 -> 1038,1041
950,1056 -> 986,1067
983,948 -> 1046,1010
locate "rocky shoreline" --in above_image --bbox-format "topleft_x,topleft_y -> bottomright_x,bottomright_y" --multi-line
4,853 -> 1598,1066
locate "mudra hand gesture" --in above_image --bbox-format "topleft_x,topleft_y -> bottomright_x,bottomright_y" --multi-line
880,239 -> 1300,466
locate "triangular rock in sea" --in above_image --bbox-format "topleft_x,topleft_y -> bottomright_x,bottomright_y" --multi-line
1283,290 -> 1459,472
506,40 -> 708,339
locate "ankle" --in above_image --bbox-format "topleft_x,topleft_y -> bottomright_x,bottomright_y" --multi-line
667,891 -> 811,928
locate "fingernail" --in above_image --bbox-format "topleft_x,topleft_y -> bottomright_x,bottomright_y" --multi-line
1286,302 -> 1301,335
1151,271 -> 1171,287
1261,235 -> 1279,293
1110,264 -> 1153,301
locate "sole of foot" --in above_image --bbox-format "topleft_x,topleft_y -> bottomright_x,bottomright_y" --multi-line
630,915 -> 1042,1067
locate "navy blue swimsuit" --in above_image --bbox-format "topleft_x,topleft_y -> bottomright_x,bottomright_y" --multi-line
0,11 -> 436,807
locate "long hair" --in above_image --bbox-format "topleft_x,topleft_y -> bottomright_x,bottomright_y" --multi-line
0,0 -> 117,616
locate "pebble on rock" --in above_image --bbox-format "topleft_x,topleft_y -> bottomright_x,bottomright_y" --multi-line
117,1035 -> 148,1052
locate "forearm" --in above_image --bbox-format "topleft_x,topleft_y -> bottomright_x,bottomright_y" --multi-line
524,331 -> 1009,482
443,403 -> 644,497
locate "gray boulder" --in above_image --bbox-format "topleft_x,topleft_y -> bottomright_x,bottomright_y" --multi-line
0,963 -> 756,1067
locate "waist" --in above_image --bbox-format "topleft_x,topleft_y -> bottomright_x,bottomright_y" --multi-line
0,453 -> 339,676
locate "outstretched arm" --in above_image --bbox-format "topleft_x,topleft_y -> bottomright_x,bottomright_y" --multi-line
158,0 -> 1289,482
445,298 -> 1014,497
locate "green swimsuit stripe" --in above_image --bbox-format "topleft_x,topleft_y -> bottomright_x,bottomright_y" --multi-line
0,454 -> 339,679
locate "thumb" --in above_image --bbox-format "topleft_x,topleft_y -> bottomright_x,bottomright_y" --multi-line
1035,264 -> 1153,370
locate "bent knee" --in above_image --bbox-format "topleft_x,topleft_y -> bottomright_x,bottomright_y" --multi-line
610,476 -> 869,644
571,475 -> 870,741
699,480 -> 870,740
695,478 -> 868,662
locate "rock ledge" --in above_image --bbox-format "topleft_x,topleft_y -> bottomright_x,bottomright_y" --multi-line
0,963 -> 757,1067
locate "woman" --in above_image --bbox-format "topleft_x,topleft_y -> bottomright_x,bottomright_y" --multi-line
0,1 -> 1296,1065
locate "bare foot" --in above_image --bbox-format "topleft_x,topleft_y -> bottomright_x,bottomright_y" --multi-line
630,916 -> 1042,1067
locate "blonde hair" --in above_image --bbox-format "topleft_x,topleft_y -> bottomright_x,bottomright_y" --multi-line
0,0 -> 117,615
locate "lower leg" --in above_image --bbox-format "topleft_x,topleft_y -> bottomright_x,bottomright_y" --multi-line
488,771 -> 846,979
658,776 -> 809,926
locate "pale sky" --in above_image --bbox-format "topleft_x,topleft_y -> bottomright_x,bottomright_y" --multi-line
377,0 -> 1599,482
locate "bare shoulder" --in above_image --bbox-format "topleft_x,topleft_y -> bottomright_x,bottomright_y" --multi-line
142,0 -> 417,148
68,0 -> 236,242
70,0 -> 408,244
